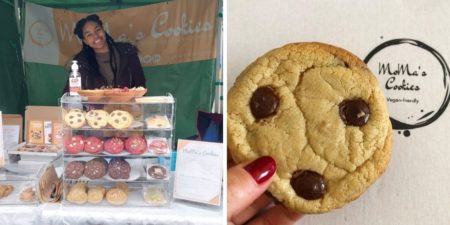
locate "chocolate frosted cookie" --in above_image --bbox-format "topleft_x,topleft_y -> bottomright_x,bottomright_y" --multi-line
65,160 -> 86,179
228,42 -> 392,213
84,158 -> 108,179
108,158 -> 131,180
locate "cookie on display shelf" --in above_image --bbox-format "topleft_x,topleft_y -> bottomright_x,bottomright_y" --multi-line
108,158 -> 131,180
104,137 -> 124,154
87,185 -> 106,204
64,109 -> 86,128
64,160 -> 86,179
64,135 -> 85,154
85,109 -> 109,128
83,136 -> 104,154
125,135 -> 147,155
83,157 -> 108,180
108,110 -> 134,129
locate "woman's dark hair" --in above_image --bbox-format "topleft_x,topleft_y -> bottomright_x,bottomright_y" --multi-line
74,14 -> 119,85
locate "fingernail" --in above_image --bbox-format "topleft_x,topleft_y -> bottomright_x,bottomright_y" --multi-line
244,156 -> 276,184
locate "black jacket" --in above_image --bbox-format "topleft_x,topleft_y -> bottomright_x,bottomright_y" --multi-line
63,42 -> 146,93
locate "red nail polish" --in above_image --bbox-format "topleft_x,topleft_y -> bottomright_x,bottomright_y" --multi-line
244,156 -> 276,184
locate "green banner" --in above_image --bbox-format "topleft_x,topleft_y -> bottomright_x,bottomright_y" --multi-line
0,2 -> 27,115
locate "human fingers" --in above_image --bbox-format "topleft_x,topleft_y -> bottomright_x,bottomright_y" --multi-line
227,156 -> 277,221
230,193 -> 273,225
246,204 -> 303,225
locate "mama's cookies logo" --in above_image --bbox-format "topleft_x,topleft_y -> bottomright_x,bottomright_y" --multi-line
364,39 -> 450,137
29,20 -> 53,47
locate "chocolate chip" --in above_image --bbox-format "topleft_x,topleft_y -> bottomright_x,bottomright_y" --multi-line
115,119 -> 120,123
69,116 -> 74,119
290,170 -> 326,200
122,117 -> 127,121
77,119 -> 82,122
339,99 -> 370,126
250,86 -> 279,120
118,112 -> 122,116
97,117 -> 102,120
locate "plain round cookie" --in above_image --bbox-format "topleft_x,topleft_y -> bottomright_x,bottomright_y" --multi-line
227,42 -> 392,213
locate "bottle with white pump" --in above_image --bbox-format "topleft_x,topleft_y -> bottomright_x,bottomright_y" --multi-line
69,60 -> 82,96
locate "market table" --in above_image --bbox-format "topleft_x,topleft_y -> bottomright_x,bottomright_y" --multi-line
0,200 -> 223,225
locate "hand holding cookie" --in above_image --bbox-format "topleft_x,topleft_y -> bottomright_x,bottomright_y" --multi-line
228,42 -> 392,213
227,156 -> 303,225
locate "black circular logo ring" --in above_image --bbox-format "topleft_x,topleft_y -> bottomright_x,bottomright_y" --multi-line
364,39 -> 450,130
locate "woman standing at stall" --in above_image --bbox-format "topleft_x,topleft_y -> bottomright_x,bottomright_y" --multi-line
63,14 -> 146,92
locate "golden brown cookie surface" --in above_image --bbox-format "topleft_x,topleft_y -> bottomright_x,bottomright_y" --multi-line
85,110 -> 109,129
228,42 -> 392,213
108,110 -> 134,129
87,185 -> 106,204
64,109 -> 86,128
106,188 -> 128,205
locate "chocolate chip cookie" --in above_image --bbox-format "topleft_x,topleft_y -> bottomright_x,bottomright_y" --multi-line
64,109 -> 86,128
108,110 -> 134,129
228,42 -> 392,213
85,109 -> 109,129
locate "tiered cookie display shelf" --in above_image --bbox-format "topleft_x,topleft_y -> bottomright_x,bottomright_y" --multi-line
60,93 -> 175,207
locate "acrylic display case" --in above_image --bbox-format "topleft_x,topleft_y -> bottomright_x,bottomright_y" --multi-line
60,93 -> 175,207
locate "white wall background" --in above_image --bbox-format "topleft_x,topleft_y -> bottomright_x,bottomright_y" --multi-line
227,1 -> 450,224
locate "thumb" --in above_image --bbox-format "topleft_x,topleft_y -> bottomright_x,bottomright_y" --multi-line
227,156 -> 277,220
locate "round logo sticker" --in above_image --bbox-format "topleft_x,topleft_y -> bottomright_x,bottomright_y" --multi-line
29,20 -> 53,47
364,39 -> 450,136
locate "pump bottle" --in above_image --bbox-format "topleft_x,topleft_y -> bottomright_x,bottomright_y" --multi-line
69,60 -> 82,96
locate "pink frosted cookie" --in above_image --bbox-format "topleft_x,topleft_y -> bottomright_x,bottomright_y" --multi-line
148,138 -> 169,155
104,137 -> 124,154
125,135 -> 147,155
84,136 -> 104,154
64,135 -> 85,154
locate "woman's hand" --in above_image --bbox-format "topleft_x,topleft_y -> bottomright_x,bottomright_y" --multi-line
227,156 -> 303,225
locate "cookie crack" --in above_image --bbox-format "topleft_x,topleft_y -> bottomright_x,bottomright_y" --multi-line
293,66 -> 351,174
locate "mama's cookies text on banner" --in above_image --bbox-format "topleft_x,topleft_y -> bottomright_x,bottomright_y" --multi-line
23,0 -> 218,67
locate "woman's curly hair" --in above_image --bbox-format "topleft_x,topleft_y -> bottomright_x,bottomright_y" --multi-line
73,14 -> 119,84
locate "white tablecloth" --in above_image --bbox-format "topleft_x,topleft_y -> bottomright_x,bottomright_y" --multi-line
0,200 -> 223,225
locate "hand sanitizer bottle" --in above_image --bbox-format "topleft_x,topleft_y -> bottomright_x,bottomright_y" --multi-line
69,60 -> 82,96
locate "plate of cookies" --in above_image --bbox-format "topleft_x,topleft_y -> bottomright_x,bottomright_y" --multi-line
78,89 -> 104,101
77,87 -> 147,102
103,87 -> 147,102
